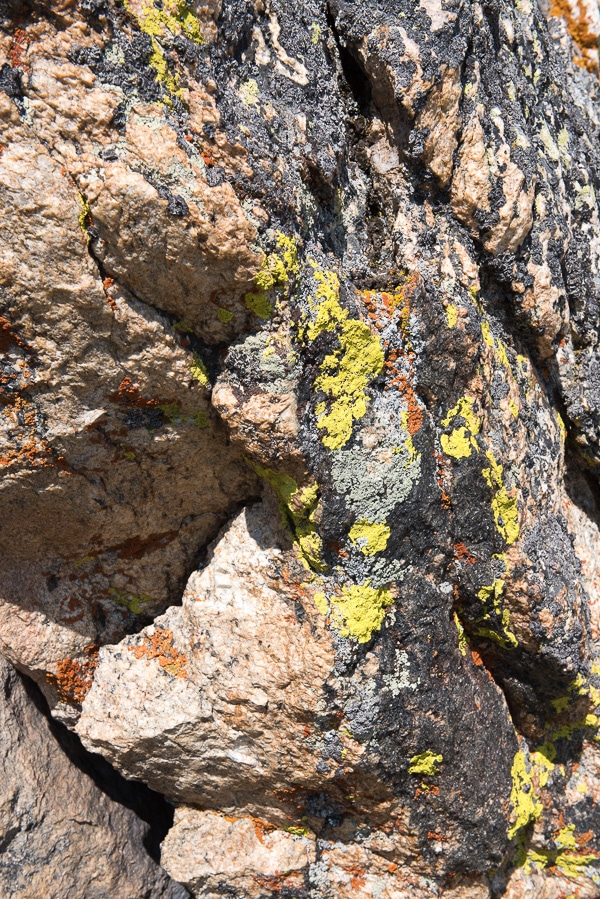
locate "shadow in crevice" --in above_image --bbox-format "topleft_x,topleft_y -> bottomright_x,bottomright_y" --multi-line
20,671 -> 174,864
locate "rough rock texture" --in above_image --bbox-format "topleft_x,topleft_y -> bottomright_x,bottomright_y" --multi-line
3,0 -> 600,896
0,653 -> 187,898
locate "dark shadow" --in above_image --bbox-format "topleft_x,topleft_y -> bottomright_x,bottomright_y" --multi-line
20,671 -> 174,863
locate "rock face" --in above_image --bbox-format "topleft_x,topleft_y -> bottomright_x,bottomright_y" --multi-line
0,654 -> 187,899
3,0 -> 600,896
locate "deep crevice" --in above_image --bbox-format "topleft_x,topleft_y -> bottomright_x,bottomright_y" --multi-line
20,669 -> 174,864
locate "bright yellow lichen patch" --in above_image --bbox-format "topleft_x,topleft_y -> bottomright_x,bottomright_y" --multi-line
245,233 -> 299,319
125,0 -> 204,101
446,303 -> 459,328
440,396 -> 481,459
453,611 -> 469,656
508,750 -> 543,839
349,519 -> 390,556
190,352 -> 209,387
472,578 -> 518,649
316,582 -> 393,643
252,465 -> 325,572
302,263 -> 384,450
482,451 -> 520,545
408,751 -> 443,776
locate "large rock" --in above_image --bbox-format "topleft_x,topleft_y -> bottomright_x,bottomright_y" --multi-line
0,653 -> 187,899
3,0 -> 600,895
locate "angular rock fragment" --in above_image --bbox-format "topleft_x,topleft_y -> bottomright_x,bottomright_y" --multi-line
0,653 -> 187,899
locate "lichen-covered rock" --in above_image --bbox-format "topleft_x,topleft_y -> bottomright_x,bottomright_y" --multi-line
0,654 -> 187,899
3,0 -> 600,895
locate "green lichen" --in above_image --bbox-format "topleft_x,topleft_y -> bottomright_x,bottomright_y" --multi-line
110,588 -> 151,615
408,751 -> 443,776
158,402 -> 181,424
440,396 -> 481,459
190,352 -> 210,387
193,410 -> 209,428
310,23 -> 321,44
349,519 -> 390,556
244,232 -> 299,319
315,582 -> 393,643
217,307 -> 234,323
302,263 -> 384,450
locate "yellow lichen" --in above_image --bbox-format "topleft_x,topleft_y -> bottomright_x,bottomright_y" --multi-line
245,232 -> 299,319
190,352 -> 210,387
124,0 -> 204,101
320,582 -> 393,643
78,194 -> 92,243
408,751 -> 443,776
303,263 -> 384,450
440,396 -> 481,459
252,465 -> 325,572
453,611 -> 469,656
349,520 -> 390,556
217,307 -> 234,323
473,578 -> 518,649
446,303 -> 459,328
482,451 -> 520,545
508,750 -> 543,839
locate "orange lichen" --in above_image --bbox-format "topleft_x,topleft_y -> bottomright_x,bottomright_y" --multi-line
109,376 -> 160,408
251,818 -> 277,844
8,27 -> 30,72
48,645 -> 99,705
549,0 -> 599,72
131,627 -> 188,677
454,542 -> 477,565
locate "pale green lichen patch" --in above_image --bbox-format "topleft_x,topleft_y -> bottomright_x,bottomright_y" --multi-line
315,582 -> 393,643
440,396 -> 481,459
217,307 -> 234,323
245,233 -> 299,319
349,519 -> 390,556
240,78 -> 260,106
109,588 -> 151,615
408,751 -> 443,776
301,263 -> 384,450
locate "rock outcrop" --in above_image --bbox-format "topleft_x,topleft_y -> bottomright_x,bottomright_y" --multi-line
0,653 -> 187,898
2,0 -> 600,896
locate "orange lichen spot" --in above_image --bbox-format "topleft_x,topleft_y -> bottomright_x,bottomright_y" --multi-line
8,27 -> 30,72
48,645 -> 99,705
427,831 -> 445,841
251,818 -> 277,844
454,542 -> 477,565
387,863 -> 398,874
131,627 -> 188,677
109,376 -> 160,408
201,149 -> 215,166
471,649 -> 484,667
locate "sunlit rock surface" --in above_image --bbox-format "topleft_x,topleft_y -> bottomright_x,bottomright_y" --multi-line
2,0 -> 600,895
